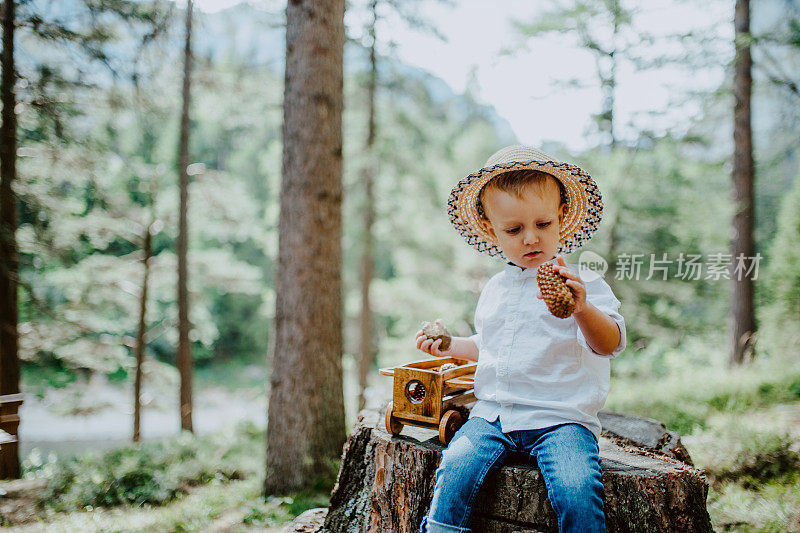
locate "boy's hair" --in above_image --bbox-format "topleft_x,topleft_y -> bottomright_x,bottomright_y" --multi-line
476,169 -> 568,221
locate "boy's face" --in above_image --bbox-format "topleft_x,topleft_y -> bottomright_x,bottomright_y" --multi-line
480,181 -> 566,270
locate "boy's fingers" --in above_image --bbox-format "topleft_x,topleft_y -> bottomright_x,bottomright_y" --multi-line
560,269 -> 577,280
565,275 -> 582,285
556,266 -> 580,283
566,279 -> 583,289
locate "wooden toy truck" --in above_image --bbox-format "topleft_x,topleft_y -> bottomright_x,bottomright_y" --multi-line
379,357 -> 477,444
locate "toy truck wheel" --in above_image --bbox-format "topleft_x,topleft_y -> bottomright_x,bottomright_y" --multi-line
385,401 -> 404,436
439,409 -> 463,445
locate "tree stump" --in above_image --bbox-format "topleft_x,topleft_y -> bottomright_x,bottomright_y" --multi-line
314,406 -> 712,532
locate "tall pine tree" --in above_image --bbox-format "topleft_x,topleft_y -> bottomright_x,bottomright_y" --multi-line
730,0 -> 756,366
265,0 -> 346,494
0,0 -> 21,479
177,0 -> 194,431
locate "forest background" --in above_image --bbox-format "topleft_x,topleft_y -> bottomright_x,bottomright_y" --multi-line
2,0 -> 800,530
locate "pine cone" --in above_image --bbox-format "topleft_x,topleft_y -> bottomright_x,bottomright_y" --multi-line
537,263 -> 575,318
421,321 -> 452,351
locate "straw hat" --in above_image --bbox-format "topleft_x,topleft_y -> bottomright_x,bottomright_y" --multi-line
447,145 -> 603,258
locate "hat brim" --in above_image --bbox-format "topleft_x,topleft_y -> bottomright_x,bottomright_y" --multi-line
447,160 -> 603,258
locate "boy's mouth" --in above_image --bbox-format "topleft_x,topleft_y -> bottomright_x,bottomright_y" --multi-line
524,251 -> 542,258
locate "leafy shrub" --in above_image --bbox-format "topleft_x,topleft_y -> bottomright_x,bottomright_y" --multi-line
38,422 -> 263,511
704,431 -> 800,489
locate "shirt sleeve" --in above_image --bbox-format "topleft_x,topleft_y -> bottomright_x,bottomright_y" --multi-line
573,265 -> 626,359
468,332 -> 481,352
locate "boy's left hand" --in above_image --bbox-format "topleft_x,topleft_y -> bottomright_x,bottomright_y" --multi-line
536,254 -> 588,314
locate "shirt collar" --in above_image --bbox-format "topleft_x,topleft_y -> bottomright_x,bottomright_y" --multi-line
504,256 -> 565,278
504,261 -> 542,279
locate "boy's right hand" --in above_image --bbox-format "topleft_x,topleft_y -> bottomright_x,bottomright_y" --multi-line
415,318 -> 451,357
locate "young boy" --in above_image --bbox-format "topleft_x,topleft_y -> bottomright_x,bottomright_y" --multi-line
415,145 -> 626,532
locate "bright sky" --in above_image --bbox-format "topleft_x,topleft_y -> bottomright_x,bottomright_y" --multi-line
193,0 -> 731,152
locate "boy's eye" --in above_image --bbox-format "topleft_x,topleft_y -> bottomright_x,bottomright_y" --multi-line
537,222 -> 551,228
505,227 -> 520,234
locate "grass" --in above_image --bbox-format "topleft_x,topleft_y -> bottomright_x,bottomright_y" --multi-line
6,477 -> 328,532
606,333 -> 800,434
607,334 -> 800,532
681,412 -> 800,531
9,478 -> 261,532
6,420 -> 331,532
706,477 -> 800,532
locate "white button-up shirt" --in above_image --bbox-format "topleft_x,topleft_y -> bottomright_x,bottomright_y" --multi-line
467,261 -> 626,440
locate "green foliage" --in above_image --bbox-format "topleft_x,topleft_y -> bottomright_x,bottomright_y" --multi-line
14,423 -> 332,531
573,138 -> 731,348
21,359 -> 78,398
36,422 -> 263,512
709,431 -> 800,489
606,335 -> 800,434
761,166 -> 800,327
207,291 -> 270,364
16,34 -> 271,375
242,491 -> 330,527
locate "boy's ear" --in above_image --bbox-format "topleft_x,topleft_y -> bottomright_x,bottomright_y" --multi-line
481,217 -> 498,242
557,202 -> 566,225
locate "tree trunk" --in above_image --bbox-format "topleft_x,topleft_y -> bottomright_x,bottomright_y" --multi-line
177,0 -> 194,431
357,0 -> 378,412
730,0 -> 756,367
0,0 -> 21,480
307,407 -> 713,533
133,227 -> 152,443
265,0 -> 346,494
605,0 -> 620,150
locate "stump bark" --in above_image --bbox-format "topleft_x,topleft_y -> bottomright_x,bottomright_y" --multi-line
311,406 -> 712,532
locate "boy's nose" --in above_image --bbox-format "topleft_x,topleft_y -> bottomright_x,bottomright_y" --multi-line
523,229 -> 538,245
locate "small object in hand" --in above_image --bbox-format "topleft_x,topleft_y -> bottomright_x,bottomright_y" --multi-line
439,362 -> 457,372
537,262 -> 576,318
421,321 -> 452,351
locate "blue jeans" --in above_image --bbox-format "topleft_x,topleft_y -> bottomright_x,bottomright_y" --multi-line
419,416 -> 606,533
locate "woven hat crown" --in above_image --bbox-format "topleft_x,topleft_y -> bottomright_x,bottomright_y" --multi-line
484,145 -> 555,167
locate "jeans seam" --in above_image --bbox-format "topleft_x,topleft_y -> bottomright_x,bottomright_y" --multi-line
457,444 -> 506,529
532,448 -> 562,532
